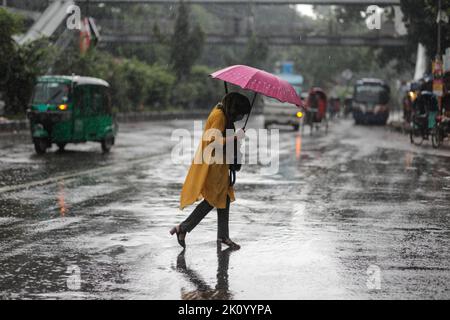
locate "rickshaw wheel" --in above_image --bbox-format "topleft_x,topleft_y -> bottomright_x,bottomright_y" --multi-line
101,136 -> 114,153
409,127 -> 423,146
431,127 -> 442,149
33,138 -> 48,154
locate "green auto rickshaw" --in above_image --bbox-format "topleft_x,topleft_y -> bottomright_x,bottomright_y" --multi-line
27,75 -> 118,154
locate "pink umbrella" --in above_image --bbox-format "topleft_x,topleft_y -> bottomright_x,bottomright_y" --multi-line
210,65 -> 302,105
210,65 -> 302,128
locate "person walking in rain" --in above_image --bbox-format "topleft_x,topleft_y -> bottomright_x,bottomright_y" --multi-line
170,92 -> 251,250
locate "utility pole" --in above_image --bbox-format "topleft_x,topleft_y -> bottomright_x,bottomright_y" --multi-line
437,0 -> 441,57
234,17 -> 240,36
247,0 -> 254,36
435,0 -> 443,112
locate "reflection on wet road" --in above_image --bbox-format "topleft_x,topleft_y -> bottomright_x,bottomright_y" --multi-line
0,117 -> 449,299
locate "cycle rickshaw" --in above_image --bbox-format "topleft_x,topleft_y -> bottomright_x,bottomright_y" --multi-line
302,87 -> 328,135
432,94 -> 450,148
409,91 -> 439,146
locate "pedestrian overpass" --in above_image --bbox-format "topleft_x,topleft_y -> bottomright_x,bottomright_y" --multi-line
101,34 -> 406,47
75,0 -> 399,4
3,0 -> 406,47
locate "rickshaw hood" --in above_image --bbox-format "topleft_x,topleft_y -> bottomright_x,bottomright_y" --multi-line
31,103 -> 59,112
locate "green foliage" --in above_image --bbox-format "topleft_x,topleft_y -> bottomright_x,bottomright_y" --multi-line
121,59 -> 175,110
170,65 -> 221,110
2,40 -> 55,115
144,63 -> 177,109
290,46 -> 377,89
52,47 -> 176,112
332,5 -> 366,25
0,9 -> 55,115
108,26 -> 171,66
0,8 -> 23,89
244,35 -> 269,69
99,57 -> 130,113
5,2 -> 424,116
171,82 -> 199,110
0,7 -> 23,38
170,1 -> 205,79
400,0 -> 450,58
190,65 -> 222,107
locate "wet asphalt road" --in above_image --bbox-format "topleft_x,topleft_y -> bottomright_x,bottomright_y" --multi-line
0,116 -> 449,300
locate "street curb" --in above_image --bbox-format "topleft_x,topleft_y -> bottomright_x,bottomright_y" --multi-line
0,119 -> 29,133
0,111 -> 210,133
1,110 -> 262,133
115,110 -> 211,122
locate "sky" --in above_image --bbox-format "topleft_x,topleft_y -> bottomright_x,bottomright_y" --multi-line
295,5 -> 316,18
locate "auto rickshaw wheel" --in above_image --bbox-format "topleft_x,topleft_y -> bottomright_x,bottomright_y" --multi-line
101,136 -> 114,153
33,138 -> 48,154
57,143 -> 66,151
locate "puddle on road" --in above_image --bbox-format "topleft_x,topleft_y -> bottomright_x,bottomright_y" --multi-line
0,120 -> 449,299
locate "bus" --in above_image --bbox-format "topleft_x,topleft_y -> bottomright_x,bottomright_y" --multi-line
352,78 -> 390,125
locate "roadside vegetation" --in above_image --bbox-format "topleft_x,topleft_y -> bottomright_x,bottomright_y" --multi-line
1,1 -> 448,117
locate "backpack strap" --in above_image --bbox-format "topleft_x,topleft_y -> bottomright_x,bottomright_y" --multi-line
217,104 -> 240,187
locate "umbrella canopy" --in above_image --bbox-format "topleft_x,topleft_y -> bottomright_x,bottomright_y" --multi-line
310,87 -> 327,96
210,65 -> 303,107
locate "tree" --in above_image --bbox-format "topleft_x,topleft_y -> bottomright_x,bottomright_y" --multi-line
0,9 -> 54,115
0,8 -> 23,94
400,0 -> 450,58
312,5 -> 416,73
170,1 -> 205,79
244,34 -> 269,69
52,45 -> 176,112
3,39 -> 55,115
290,46 -> 378,89
332,5 -> 366,26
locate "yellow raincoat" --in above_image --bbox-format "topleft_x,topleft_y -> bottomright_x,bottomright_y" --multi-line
180,106 -> 235,210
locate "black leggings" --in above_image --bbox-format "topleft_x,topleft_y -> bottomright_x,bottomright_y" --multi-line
180,196 -> 230,239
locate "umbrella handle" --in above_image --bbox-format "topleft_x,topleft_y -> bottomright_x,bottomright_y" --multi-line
224,81 -> 228,94
243,92 -> 257,130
